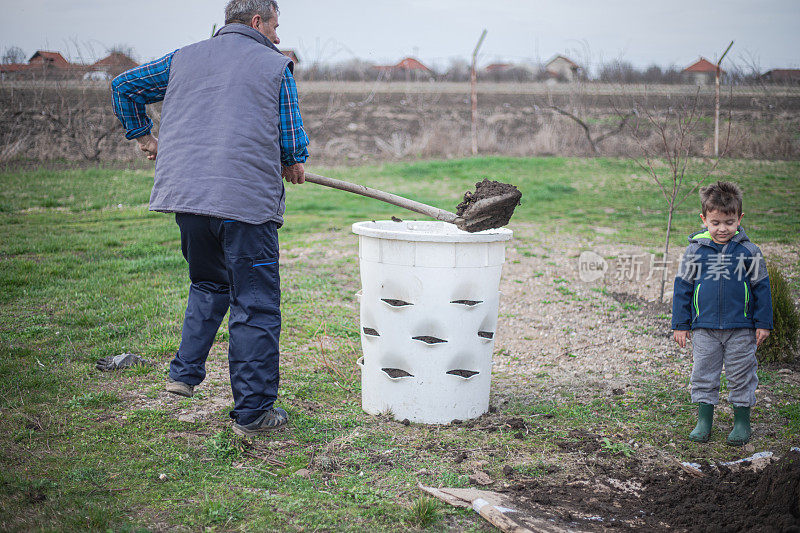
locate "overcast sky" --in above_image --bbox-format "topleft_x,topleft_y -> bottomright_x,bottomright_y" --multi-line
2,0 -> 798,73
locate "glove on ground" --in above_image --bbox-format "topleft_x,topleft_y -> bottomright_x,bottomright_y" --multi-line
96,353 -> 151,371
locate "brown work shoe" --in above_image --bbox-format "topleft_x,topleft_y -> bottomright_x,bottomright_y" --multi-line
232,407 -> 289,436
166,378 -> 194,398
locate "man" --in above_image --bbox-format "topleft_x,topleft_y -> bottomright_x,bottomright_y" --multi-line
111,0 -> 308,436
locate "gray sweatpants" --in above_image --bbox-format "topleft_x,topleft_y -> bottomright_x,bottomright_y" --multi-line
691,328 -> 758,407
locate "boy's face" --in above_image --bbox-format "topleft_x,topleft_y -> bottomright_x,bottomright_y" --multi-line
700,209 -> 743,244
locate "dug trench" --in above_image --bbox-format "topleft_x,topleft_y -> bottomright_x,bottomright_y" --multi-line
499,448 -> 800,532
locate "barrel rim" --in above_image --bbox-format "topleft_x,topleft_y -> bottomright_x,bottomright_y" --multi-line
352,220 -> 513,243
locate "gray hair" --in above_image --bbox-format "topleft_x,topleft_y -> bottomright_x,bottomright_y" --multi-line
225,0 -> 278,25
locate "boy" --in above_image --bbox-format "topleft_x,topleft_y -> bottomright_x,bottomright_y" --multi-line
672,181 -> 773,446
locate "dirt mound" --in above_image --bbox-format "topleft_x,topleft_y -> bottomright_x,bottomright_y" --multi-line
455,179 -> 522,232
502,450 -> 800,531
643,450 -> 800,532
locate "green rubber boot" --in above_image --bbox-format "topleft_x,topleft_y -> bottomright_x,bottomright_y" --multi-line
727,406 -> 752,446
689,403 -> 714,443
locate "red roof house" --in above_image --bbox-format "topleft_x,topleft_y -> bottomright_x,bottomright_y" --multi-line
760,69 -> 800,84
684,57 -> 723,73
374,57 -> 434,80
24,50 -> 85,79
281,49 -> 299,65
545,55 -> 582,82
683,57 -> 724,85
375,57 -> 432,72
0,63 -> 27,73
91,52 -> 138,76
485,63 -> 513,73
28,50 -> 72,69
0,63 -> 27,80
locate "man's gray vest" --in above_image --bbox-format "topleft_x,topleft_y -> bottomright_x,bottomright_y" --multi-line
151,24 -> 291,225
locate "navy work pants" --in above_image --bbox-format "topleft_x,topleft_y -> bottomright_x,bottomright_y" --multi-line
169,214 -> 281,425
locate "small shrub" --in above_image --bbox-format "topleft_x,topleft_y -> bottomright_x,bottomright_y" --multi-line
600,437 -> 634,457
205,429 -> 244,462
759,265 -> 799,363
407,497 -> 440,528
555,285 -> 575,296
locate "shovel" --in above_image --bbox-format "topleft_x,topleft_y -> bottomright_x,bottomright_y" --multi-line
303,173 -> 521,233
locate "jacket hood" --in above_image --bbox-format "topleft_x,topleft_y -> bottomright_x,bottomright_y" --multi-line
689,226 -> 749,245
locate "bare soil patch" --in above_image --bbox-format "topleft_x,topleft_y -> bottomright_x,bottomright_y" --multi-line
502,449 -> 800,532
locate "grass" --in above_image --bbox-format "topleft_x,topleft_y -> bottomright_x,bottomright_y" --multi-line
1,156 -> 798,531
408,497 -> 442,528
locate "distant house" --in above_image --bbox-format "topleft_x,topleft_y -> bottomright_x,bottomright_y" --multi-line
281,49 -> 300,65
374,57 -> 434,80
683,57 -> 723,85
83,70 -> 111,81
485,63 -> 513,73
483,62 -> 536,81
90,52 -> 139,78
759,69 -> 800,85
28,50 -> 72,69
375,57 -> 432,73
0,63 -> 27,80
545,55 -> 581,82
24,50 -> 82,79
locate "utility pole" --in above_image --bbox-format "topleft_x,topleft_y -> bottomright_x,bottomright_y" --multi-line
471,29 -> 487,156
715,40 -> 734,158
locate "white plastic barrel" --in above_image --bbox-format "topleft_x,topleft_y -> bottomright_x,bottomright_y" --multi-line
352,220 -> 513,424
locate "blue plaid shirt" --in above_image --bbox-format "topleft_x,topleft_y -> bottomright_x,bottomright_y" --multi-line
111,50 -> 309,166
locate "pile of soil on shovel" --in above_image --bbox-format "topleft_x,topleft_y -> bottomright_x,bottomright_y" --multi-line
503,449 -> 800,532
455,179 -> 522,231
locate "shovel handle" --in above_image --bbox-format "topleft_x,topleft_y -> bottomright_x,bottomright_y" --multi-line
303,172 -> 459,224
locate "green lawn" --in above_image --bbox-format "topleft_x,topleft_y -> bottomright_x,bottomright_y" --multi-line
1,157 -> 798,531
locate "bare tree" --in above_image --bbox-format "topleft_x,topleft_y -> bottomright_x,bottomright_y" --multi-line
626,88 -> 733,302
107,44 -> 137,60
2,46 -> 26,64
594,60 -> 685,84
1,66 -> 121,162
480,65 -> 536,82
598,60 -> 638,83
444,58 -> 470,82
547,104 -> 633,155
40,84 -> 119,161
536,43 -> 635,155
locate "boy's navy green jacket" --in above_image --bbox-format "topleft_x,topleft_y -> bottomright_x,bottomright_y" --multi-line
672,227 -> 773,331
